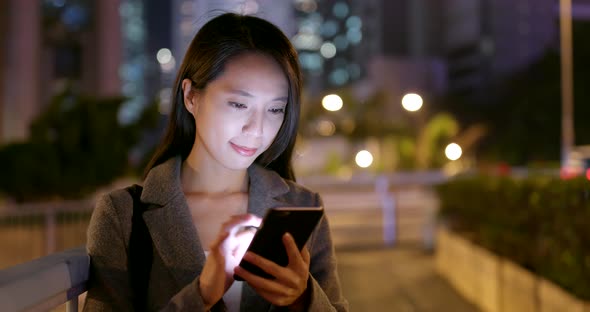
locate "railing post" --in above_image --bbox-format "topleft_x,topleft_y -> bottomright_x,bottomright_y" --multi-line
66,298 -> 78,312
45,207 -> 56,255
376,175 -> 396,246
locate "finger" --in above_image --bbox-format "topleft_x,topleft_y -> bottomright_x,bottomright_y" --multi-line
250,288 -> 298,307
241,251 -> 283,276
248,214 -> 263,226
240,252 -> 300,287
222,214 -> 252,228
234,266 -> 304,307
283,233 -> 306,271
222,214 -> 263,234
301,246 -> 311,266
209,230 -> 230,252
234,265 -> 294,297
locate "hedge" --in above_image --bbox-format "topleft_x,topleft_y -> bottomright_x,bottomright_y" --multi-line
0,86 -> 161,202
436,175 -> 590,300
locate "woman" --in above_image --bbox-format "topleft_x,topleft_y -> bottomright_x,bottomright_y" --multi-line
84,13 -> 348,311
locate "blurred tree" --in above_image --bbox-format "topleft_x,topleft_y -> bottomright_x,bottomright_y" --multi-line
443,21 -> 590,166
301,88 -> 473,170
0,85 -> 160,202
301,88 -> 409,138
416,113 -> 459,169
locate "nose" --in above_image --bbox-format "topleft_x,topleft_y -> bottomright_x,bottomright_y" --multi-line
242,111 -> 264,137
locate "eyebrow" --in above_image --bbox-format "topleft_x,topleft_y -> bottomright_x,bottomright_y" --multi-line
228,89 -> 288,102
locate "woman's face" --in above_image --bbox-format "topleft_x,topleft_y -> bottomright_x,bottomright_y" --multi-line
185,53 -> 289,171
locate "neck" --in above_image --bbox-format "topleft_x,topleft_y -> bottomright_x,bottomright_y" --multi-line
181,155 -> 248,195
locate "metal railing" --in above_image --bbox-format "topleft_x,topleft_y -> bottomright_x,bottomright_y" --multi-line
0,247 -> 89,312
0,199 -> 93,270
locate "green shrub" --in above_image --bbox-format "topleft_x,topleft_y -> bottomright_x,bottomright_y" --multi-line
436,175 -> 590,300
0,86 -> 160,202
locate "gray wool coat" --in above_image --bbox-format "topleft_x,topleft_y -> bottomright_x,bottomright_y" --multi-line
83,157 -> 349,311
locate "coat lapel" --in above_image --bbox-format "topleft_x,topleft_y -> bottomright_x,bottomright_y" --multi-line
140,157 -> 206,289
142,194 -> 205,288
241,164 -> 291,311
246,164 -> 291,217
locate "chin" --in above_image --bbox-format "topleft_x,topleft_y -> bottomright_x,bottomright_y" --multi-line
223,159 -> 256,171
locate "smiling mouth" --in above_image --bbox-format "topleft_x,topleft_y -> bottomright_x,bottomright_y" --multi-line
230,142 -> 258,157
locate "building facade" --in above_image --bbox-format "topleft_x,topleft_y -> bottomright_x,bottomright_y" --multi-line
0,0 -> 124,143
444,0 -> 557,96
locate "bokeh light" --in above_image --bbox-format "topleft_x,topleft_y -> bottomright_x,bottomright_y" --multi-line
320,42 -> 337,58
401,93 -> 423,112
355,150 -> 374,168
322,94 -> 343,111
156,48 -> 172,64
316,120 -> 336,136
445,143 -> 463,161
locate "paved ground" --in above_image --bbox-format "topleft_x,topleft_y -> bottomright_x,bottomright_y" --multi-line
336,247 -> 480,312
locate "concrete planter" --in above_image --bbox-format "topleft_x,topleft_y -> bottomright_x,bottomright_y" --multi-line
435,227 -> 500,311
435,227 -> 451,277
449,232 -> 476,302
500,259 -> 537,312
436,227 -> 590,312
538,278 -> 587,312
471,244 -> 500,312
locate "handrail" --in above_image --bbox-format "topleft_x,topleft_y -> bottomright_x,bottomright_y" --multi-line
0,247 -> 89,312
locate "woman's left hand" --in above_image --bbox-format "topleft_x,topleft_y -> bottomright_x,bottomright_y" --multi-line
234,233 -> 311,308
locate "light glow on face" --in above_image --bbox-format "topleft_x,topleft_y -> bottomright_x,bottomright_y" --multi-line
191,53 -> 289,172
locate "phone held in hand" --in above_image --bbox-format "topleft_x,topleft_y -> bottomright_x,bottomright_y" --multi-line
234,206 -> 324,281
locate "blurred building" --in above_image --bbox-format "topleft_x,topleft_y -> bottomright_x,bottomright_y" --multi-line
171,0 -> 296,69
0,0 -> 123,143
0,1 -> 8,142
573,0 -> 590,19
444,0 -> 557,98
143,0 -> 172,111
293,0 -> 381,95
381,0 -> 445,58
345,0 -> 448,122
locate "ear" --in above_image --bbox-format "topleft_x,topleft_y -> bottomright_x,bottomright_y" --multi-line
181,78 -> 199,116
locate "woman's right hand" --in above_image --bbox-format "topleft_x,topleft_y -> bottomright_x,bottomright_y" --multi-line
198,214 -> 260,309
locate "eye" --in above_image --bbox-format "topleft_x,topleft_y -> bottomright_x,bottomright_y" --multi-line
229,102 -> 247,109
269,107 -> 285,114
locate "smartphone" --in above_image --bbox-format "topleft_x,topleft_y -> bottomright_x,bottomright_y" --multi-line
234,206 -> 324,281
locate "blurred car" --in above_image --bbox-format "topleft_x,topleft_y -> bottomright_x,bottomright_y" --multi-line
561,145 -> 590,180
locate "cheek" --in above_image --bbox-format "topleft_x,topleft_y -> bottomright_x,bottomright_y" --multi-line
198,111 -> 242,140
219,118 -> 245,137
264,118 -> 285,143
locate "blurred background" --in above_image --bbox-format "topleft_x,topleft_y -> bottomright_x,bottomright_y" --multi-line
1,0 -> 589,311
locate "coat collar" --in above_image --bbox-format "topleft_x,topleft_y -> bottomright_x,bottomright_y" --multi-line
140,156 -> 291,213
139,156 -> 291,307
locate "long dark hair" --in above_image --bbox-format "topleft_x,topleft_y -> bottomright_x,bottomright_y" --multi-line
145,13 -> 301,181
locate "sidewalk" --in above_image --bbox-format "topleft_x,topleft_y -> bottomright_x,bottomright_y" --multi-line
336,247 -> 479,312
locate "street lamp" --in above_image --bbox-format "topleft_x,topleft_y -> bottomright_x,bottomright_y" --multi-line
355,150 -> 374,168
322,94 -> 343,111
445,143 -> 462,161
559,0 -> 575,168
402,92 -> 427,168
401,93 -> 423,112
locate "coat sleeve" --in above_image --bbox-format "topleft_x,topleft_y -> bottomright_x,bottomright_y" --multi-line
82,193 -> 217,312
303,193 -> 349,312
